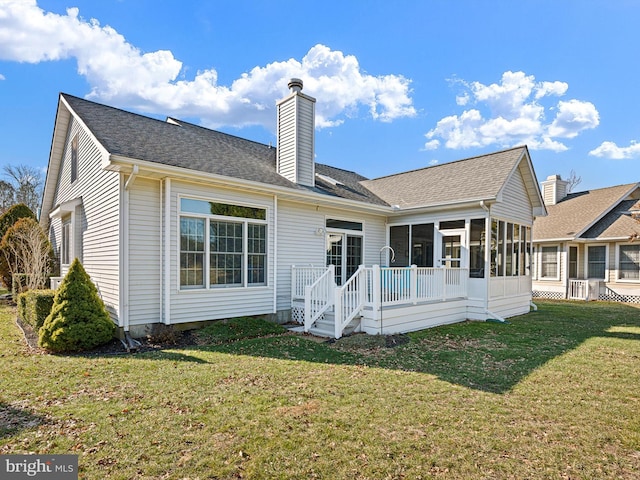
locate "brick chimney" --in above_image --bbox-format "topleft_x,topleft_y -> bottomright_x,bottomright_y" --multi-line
276,78 -> 316,186
541,174 -> 569,205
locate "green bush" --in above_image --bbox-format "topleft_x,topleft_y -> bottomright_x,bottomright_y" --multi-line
39,259 -> 115,353
17,291 -> 27,324
0,204 -> 36,289
17,289 -> 55,331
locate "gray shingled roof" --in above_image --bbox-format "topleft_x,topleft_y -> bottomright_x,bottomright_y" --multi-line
62,94 -> 389,206
61,94 -> 539,212
582,199 -> 640,239
361,147 -> 527,208
533,183 -> 639,241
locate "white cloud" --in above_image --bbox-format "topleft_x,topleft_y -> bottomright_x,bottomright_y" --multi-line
428,159 -> 439,166
589,141 -> 640,159
426,71 -> 599,151
422,139 -> 440,150
0,0 -> 416,130
0,73 -> 5,80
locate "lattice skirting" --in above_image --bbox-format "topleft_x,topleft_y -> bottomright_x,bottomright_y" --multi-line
532,290 -> 565,300
291,306 -> 305,324
599,292 -> 640,304
291,306 -> 325,324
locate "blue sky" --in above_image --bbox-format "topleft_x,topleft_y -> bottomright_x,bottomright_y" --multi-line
1,0 -> 639,191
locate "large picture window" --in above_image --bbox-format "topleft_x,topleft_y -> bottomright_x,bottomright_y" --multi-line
180,198 -> 267,289
618,244 -> 639,280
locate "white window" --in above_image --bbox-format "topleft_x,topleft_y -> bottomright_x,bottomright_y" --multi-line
179,198 -> 267,289
61,219 -> 71,265
618,244 -> 640,280
587,245 -> 606,279
71,134 -> 79,183
540,245 -> 559,279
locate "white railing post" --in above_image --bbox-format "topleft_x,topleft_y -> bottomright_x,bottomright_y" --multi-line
372,264 -> 381,320
304,284 -> 312,332
334,286 -> 343,339
442,268 -> 447,301
410,265 -> 418,305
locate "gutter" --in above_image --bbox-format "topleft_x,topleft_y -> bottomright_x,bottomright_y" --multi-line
105,154 -> 501,217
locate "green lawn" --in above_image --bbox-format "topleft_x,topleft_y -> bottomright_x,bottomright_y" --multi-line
1,300 -> 639,479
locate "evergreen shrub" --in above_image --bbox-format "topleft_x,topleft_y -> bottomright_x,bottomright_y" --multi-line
18,289 -> 55,331
39,259 -> 115,352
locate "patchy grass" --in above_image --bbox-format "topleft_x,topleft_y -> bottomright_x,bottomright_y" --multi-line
1,300 -> 640,479
195,316 -> 287,344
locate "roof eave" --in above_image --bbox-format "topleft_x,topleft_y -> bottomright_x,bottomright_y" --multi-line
106,155 -> 394,215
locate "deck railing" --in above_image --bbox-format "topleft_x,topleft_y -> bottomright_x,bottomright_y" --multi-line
376,266 -> 468,306
334,266 -> 367,338
292,265 -> 330,300
303,265 -> 335,333
568,279 -> 589,300
292,264 -> 469,338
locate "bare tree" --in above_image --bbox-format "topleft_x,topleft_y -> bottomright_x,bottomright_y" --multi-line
566,169 -> 582,193
0,180 -> 15,213
1,217 -> 52,292
3,165 -> 43,214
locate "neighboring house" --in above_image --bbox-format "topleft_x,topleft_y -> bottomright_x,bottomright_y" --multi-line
532,175 -> 640,303
40,79 -> 546,339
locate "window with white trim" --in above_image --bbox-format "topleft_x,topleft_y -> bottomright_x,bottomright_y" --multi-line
70,134 -> 78,183
587,245 -> 606,279
61,218 -> 71,265
618,244 -> 640,280
179,198 -> 267,289
540,245 -> 559,279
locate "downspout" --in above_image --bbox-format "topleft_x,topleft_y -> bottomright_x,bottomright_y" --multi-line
122,174 -> 130,333
273,195 -> 278,316
120,166 -> 139,348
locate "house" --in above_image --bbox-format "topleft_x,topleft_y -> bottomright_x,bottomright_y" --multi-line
40,79 -> 546,339
532,175 -> 640,303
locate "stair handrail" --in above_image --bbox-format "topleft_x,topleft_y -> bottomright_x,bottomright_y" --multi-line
334,265 -> 367,339
304,265 -> 335,332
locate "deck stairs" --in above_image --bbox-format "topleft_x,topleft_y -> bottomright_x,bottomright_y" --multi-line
307,307 -> 362,338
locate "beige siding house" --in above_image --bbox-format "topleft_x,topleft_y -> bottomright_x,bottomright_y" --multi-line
41,79 -> 546,339
532,175 -> 640,303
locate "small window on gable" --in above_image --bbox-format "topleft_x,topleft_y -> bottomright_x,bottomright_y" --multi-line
61,219 -> 71,265
71,134 -> 78,183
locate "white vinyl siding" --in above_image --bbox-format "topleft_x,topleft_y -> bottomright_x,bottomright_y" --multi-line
128,178 -> 162,326
491,167 -> 534,225
50,117 -> 120,321
276,92 -> 315,186
275,200 -> 386,312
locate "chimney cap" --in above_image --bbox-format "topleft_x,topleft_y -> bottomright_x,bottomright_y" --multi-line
546,174 -> 563,181
288,78 -> 303,92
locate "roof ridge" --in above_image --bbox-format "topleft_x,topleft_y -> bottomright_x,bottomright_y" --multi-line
366,145 -> 527,182
166,117 -> 275,150
566,181 -> 639,197
61,93 -> 176,128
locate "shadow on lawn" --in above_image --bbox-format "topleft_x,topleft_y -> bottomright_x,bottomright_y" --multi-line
0,402 -> 46,439
194,301 -> 640,394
